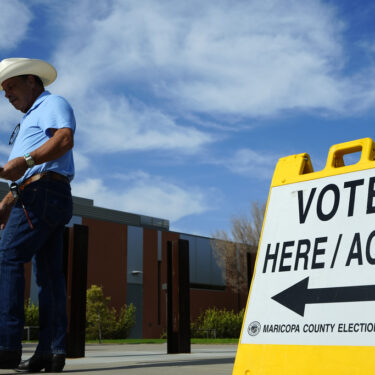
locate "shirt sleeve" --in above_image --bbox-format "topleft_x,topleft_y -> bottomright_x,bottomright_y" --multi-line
38,95 -> 76,137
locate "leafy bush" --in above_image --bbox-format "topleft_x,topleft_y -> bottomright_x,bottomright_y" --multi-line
113,303 -> 136,339
191,308 -> 244,338
86,285 -> 136,341
24,299 -> 39,326
23,299 -> 39,340
86,285 -> 115,340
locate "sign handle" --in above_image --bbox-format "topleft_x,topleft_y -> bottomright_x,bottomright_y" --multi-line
326,138 -> 375,169
272,138 -> 375,187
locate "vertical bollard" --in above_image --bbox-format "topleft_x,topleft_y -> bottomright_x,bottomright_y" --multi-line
177,239 -> 191,353
64,224 -> 89,358
167,241 -> 178,353
167,239 -> 191,354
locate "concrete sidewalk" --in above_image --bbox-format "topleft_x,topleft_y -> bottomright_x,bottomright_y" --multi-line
0,343 -> 237,375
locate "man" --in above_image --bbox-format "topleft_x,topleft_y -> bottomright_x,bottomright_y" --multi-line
0,58 -> 75,372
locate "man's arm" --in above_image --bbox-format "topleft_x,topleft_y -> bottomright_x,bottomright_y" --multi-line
0,191 -> 16,229
0,127 -> 74,182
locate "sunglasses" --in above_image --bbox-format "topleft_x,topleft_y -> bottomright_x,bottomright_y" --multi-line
9,123 -> 20,145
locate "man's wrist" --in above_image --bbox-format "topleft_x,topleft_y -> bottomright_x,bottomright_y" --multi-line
24,153 -> 35,168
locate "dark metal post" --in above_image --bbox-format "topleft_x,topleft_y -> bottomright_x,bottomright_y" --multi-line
65,224 -> 88,358
177,239 -> 190,353
167,241 -> 178,353
166,239 -> 190,354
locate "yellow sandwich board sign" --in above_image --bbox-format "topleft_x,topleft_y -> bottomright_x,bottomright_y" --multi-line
233,138 -> 375,375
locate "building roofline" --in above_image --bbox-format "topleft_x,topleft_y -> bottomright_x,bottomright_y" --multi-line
0,181 -> 169,231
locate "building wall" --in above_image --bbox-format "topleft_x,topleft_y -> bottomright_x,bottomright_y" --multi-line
190,288 -> 239,319
126,226 -> 144,338
181,233 -> 246,319
142,228 -> 162,338
9,177 -> 255,339
180,234 -> 225,289
82,225 -> 251,337
160,231 -> 180,337
83,218 -> 127,309
23,216 -> 254,339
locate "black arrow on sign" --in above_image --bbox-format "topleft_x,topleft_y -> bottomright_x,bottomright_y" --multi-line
272,277 -> 375,317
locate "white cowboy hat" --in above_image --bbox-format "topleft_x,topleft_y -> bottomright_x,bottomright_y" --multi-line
0,58 -> 57,90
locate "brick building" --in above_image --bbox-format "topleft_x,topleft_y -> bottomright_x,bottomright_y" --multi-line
0,182 -> 254,338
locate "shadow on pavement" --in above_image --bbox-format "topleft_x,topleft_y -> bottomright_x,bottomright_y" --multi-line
62,357 -> 234,373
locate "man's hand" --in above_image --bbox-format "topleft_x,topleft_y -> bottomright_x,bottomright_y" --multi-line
0,192 -> 15,229
0,157 -> 27,182
0,128 -> 73,183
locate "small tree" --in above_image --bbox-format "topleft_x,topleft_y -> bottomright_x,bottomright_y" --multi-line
212,201 -> 266,309
114,303 -> 136,339
24,299 -> 39,327
86,285 -> 136,341
86,285 -> 114,341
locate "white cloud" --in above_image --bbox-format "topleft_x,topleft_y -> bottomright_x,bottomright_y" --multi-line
0,142 -> 11,166
344,67 -> 375,112
0,0 -> 32,134
214,148 -> 279,179
47,0 -> 214,155
71,173 -> 210,221
0,143 -> 12,156
73,94 -> 213,154
73,151 -> 90,172
48,0 -> 354,118
0,1 -> 32,50
0,100 -> 20,133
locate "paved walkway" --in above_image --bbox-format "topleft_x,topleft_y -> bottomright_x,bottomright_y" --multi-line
0,343 -> 237,375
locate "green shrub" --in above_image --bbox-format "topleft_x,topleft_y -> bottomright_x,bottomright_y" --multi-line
23,299 -> 39,340
86,285 -> 115,340
86,285 -> 136,341
191,308 -> 244,338
113,303 -> 136,339
24,299 -> 39,326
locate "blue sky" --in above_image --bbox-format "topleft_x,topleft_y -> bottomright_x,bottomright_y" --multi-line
1,0 -> 375,237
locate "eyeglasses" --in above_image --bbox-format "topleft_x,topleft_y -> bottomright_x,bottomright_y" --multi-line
9,123 -> 20,145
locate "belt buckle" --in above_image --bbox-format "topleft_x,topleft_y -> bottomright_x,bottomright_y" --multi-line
10,182 -> 19,199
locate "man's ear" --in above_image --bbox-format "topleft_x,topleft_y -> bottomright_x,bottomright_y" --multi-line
26,75 -> 36,88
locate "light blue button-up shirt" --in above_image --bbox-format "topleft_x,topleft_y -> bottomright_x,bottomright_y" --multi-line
9,91 -> 76,184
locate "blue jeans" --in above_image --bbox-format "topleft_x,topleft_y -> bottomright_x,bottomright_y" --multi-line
0,178 -> 72,353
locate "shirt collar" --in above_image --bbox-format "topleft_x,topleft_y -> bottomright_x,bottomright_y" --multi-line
24,91 -> 51,117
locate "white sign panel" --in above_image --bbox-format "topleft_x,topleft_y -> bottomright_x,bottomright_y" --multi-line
242,168 -> 375,346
